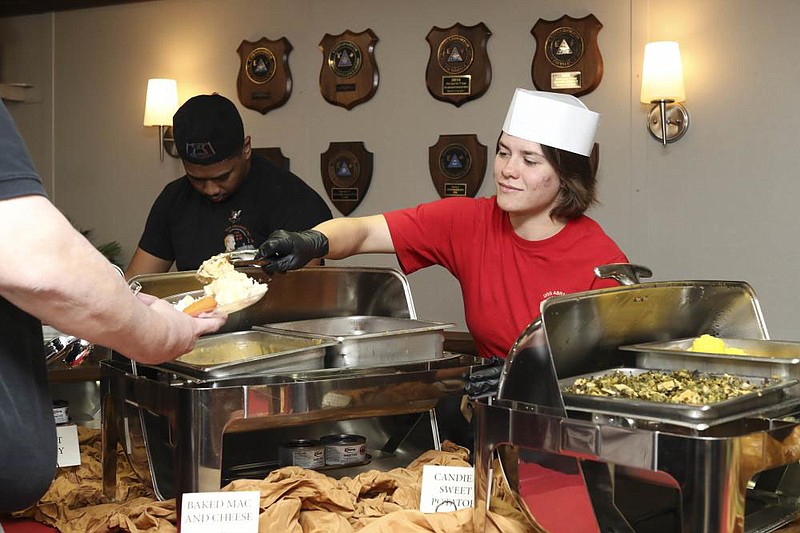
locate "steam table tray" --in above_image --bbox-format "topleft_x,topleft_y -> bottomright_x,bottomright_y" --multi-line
560,367 -> 797,429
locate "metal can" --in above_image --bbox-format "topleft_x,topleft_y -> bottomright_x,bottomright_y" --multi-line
321,434 -> 367,465
52,399 -> 69,425
278,439 -> 325,469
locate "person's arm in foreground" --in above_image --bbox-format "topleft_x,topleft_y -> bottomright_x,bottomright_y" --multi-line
125,247 -> 173,280
0,195 -> 225,363
257,214 -> 394,272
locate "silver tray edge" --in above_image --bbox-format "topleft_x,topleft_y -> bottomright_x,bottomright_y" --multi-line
560,367 -> 798,423
621,338 -> 800,364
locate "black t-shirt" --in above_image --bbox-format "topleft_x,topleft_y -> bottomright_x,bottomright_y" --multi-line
0,101 -> 47,349
0,100 -> 57,507
138,154 -> 333,271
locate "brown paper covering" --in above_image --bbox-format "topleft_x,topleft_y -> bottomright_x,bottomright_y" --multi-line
13,428 -> 534,532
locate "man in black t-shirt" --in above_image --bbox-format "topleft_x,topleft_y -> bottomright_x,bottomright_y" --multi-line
125,94 -> 332,277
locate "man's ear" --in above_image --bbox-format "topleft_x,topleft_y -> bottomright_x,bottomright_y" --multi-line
242,136 -> 252,160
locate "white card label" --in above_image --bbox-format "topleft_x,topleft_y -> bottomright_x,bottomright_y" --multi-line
419,465 -> 474,513
56,424 -> 81,467
180,491 -> 260,533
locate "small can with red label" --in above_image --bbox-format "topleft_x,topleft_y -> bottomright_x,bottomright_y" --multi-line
321,434 -> 367,465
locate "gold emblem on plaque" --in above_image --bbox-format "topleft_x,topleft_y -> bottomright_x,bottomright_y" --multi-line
328,153 -> 360,188
437,35 -> 474,74
245,47 -> 277,84
545,27 -> 583,68
320,142 -> 373,216
531,14 -> 603,97
439,144 -> 471,179
319,30 -> 379,110
236,37 -> 293,115
426,23 -> 491,107
429,134 -> 486,198
328,41 -> 362,78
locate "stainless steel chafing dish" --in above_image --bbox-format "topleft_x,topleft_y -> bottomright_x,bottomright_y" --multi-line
474,274 -> 800,533
256,315 -> 454,368
153,330 -> 336,378
102,267 -> 480,503
623,338 -> 800,395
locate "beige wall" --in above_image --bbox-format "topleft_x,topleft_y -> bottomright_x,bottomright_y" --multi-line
2,0 -> 799,341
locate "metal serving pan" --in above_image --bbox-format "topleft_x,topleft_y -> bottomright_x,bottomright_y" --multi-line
621,338 -> 800,388
559,367 -> 797,429
152,330 -> 337,379
255,315 -> 454,368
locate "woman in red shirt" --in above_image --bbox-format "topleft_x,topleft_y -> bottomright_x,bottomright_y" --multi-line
257,88 -> 627,360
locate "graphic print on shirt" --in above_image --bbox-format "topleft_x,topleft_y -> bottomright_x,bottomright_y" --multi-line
224,209 -> 254,251
542,289 -> 566,300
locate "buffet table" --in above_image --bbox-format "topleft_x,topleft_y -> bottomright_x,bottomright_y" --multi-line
6,428 -> 529,533
20,269 -> 800,531
7,426 -> 800,533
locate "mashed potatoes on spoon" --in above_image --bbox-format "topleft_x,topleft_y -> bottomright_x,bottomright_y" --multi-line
175,253 -> 268,315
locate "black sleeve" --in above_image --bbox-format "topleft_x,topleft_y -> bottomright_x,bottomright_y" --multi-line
0,101 -> 47,200
260,159 -> 333,232
137,184 -> 176,261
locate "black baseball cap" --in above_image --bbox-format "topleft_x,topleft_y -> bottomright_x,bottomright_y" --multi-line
173,94 -> 245,165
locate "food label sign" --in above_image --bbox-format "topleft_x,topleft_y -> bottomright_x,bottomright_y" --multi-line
56,424 -> 81,467
419,465 -> 474,513
181,491 -> 260,533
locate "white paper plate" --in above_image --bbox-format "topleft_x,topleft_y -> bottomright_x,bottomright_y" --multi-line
166,284 -> 267,316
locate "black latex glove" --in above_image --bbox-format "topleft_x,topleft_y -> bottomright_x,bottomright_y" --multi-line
256,229 -> 329,273
464,356 -> 504,400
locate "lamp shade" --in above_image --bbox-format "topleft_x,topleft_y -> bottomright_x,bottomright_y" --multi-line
640,41 -> 686,103
143,78 -> 178,126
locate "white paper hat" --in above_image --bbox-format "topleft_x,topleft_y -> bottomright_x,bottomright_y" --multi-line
501,89 -> 600,156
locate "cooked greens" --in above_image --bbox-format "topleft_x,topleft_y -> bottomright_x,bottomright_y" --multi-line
565,369 -> 761,405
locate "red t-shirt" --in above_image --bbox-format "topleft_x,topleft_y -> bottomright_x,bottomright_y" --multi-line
384,196 -> 628,358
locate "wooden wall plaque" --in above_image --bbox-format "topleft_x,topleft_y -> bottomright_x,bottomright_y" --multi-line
429,134 -> 486,198
531,14 -> 603,97
319,29 -> 379,110
236,37 -> 293,114
425,22 -> 492,107
320,142 -> 373,215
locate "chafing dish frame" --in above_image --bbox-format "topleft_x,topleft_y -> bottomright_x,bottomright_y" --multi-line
102,353 -> 476,500
102,267 -> 483,504
474,280 -> 800,533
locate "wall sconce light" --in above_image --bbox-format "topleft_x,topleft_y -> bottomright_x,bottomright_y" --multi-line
143,78 -> 179,160
640,41 -> 689,146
